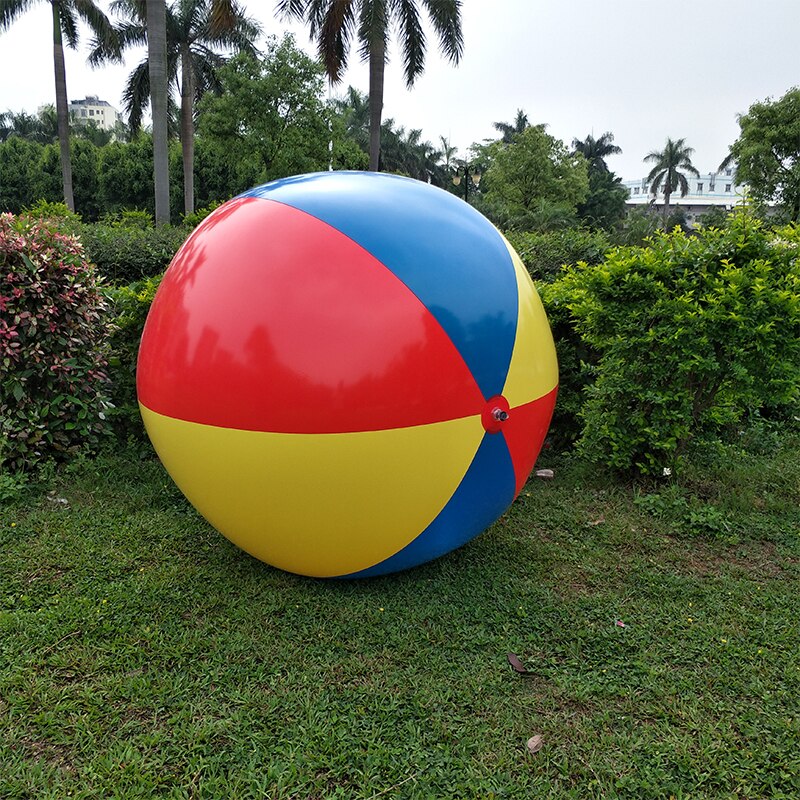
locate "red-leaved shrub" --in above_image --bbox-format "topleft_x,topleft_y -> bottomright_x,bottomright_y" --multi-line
0,213 -> 112,468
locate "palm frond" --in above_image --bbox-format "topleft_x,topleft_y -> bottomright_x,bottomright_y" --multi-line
274,0 -> 306,21
208,0 -> 235,35
646,166 -> 664,192
421,0 -> 462,63
357,0 -> 387,65
123,56 -> 151,131
110,0 -> 146,22
0,0 -> 37,31
397,0 -> 426,86
319,0 -> 355,81
718,151 -> 735,173
58,1 -> 80,48
72,0 -> 116,40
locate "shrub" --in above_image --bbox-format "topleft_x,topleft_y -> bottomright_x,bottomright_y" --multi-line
182,201 -> 221,228
537,286 -> 598,449
0,138 -> 45,213
80,222 -> 188,283
20,199 -> 83,235
545,211 -> 800,475
612,207 -> 660,247
104,275 -> 162,441
0,213 -> 113,469
99,209 -> 155,229
500,228 -> 610,445
505,227 -> 611,282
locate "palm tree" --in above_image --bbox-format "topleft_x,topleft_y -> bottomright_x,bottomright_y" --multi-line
493,109 -> 529,144
438,135 -> 457,173
136,0 -> 238,224
95,0 -> 260,216
146,0 -> 170,223
0,0 -> 116,211
0,108 -> 57,143
572,131 -> 621,173
644,138 -> 700,227
332,85 -> 370,152
278,0 -> 463,171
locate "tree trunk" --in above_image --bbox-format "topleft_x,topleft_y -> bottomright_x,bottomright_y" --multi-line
51,2 -> 74,212
180,44 -> 194,217
662,186 -> 671,228
367,36 -> 385,172
147,0 -> 170,225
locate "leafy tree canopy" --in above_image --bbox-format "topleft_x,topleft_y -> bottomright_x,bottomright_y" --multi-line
481,126 -> 589,230
196,35 -> 365,196
577,167 -> 628,231
729,87 -> 800,221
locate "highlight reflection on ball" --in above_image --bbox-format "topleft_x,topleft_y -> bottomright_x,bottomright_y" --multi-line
137,172 -> 558,577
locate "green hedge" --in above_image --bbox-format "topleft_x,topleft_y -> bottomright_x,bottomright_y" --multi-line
540,211 -> 800,474
505,227 -> 611,282
81,223 -> 189,284
104,276 -> 163,442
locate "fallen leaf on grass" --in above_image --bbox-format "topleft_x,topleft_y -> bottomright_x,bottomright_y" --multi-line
507,652 -> 534,676
586,516 -> 605,527
526,735 -> 544,754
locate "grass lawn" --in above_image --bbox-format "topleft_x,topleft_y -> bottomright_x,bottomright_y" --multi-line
1,432 -> 799,799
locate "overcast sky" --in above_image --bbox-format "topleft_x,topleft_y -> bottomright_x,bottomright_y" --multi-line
1,0 -> 798,180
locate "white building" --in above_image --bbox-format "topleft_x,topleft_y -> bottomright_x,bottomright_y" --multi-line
68,96 -> 122,132
623,167 -> 746,226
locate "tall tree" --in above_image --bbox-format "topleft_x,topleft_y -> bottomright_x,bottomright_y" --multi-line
727,87 -> 800,221
146,0 -> 170,222
572,132 -> 626,230
195,37 -> 366,200
571,131 -> 621,173
644,138 -> 700,227
438,135 -> 457,173
0,107 -> 58,143
482,125 -> 589,230
0,0 -> 116,211
95,0 -> 260,216
278,0 -> 463,171
332,85 -> 370,152
493,108 -> 529,144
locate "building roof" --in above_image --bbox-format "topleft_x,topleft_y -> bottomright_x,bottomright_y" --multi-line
69,96 -> 114,108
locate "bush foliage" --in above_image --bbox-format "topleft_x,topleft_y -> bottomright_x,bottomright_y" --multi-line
506,227 -> 611,282
104,276 -> 162,442
0,214 -> 113,468
541,211 -> 800,474
80,222 -> 188,283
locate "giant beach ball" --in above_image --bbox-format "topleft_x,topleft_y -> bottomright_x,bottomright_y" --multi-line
137,172 -> 558,577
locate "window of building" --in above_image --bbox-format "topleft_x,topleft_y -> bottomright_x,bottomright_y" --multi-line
709,182 -> 715,191
697,183 -> 703,193
633,187 -> 640,194
725,169 -> 732,176
725,184 -> 732,192
89,109 -> 94,116
81,109 -> 87,117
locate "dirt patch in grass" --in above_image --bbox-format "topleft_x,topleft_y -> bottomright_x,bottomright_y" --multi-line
16,737 -> 76,773
663,538 -> 799,581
